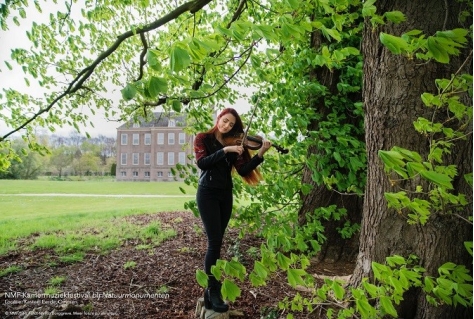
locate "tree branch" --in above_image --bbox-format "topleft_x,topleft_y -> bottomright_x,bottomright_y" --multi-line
2,0 -> 214,141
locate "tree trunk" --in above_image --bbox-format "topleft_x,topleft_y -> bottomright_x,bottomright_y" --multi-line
298,28 -> 363,263
351,1 -> 472,318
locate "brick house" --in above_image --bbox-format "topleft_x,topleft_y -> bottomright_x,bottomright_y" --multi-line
115,112 -> 194,181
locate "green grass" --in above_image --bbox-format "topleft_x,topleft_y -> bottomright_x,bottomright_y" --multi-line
0,179 -> 196,256
0,179 -> 196,195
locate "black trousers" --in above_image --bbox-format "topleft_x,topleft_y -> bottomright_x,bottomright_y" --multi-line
196,185 -> 233,276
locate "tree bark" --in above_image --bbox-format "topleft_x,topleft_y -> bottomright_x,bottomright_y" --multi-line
298,28 -> 364,263
351,1 -> 472,318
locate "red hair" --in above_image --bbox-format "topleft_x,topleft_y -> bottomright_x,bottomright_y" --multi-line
205,108 -> 263,185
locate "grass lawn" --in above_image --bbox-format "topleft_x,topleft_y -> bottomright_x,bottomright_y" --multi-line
0,179 -> 197,257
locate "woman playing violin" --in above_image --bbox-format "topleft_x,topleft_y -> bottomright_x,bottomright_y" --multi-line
194,107 -> 271,313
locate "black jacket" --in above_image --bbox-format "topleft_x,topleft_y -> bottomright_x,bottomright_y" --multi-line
194,133 -> 263,189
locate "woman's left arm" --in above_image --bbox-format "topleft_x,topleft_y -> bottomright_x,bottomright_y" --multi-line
235,139 -> 272,176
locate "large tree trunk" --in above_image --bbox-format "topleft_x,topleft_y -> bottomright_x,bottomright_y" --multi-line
351,1 -> 472,318
298,28 -> 363,264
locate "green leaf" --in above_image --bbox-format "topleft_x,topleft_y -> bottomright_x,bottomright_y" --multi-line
147,49 -> 161,71
436,28 -> 468,44
285,0 -> 300,10
384,11 -> 406,23
276,252 -> 291,270
464,241 -> 473,256
380,295 -> 398,317
253,261 -> 268,279
424,277 -> 435,293
171,99 -> 181,112
362,280 -> 378,298
331,280 -> 345,300
372,262 -> 390,279
287,268 -> 306,287
121,83 -> 137,101
221,278 -> 241,302
438,262 -> 457,275
170,45 -> 191,72
386,255 -> 406,267
427,37 -> 449,63
355,297 -> 375,318
148,76 -> 168,98
419,170 -> 453,189
378,150 -> 406,169
224,259 -> 246,281
196,269 -> 208,288
362,0 -> 377,17
380,33 -> 409,54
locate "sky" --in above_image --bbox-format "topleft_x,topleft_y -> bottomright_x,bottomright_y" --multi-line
0,2 -> 252,139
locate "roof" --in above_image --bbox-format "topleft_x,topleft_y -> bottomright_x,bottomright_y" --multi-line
117,112 -> 186,129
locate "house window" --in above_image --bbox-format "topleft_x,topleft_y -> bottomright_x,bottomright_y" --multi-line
121,153 -> 127,165
157,152 -> 164,165
121,171 -> 126,177
121,134 -> 128,145
144,171 -> 150,178
133,133 -> 139,145
157,171 -> 163,177
168,152 -> 175,165
144,153 -> 151,165
144,133 -> 151,145
133,171 -> 138,177
133,122 -> 140,128
179,152 -> 186,165
169,119 -> 175,127
179,133 -> 185,144
168,171 -> 174,178
133,153 -> 139,165
168,133 -> 175,145
157,133 -> 164,145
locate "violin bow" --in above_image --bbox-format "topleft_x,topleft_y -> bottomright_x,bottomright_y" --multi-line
241,96 -> 259,147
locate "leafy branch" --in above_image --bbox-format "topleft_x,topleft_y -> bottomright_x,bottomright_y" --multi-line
1,0 -> 213,141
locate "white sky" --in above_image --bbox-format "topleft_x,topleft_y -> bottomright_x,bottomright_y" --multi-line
0,2 -> 252,139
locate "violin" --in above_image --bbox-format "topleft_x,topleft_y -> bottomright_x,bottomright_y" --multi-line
223,133 -> 289,154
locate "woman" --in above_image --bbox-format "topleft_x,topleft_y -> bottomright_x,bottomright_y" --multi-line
194,108 -> 271,313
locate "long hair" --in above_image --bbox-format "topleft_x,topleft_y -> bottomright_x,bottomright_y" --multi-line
205,108 -> 263,185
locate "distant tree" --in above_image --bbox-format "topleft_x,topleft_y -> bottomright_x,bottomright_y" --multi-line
49,145 -> 74,177
0,138 -> 43,179
72,152 -> 100,176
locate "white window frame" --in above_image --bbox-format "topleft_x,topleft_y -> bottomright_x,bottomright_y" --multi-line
178,152 -> 186,165
168,119 -> 175,127
156,152 -> 164,165
144,133 -> 151,145
144,171 -> 150,178
133,133 -> 139,145
157,171 -> 163,177
157,133 -> 164,145
132,153 -> 139,165
133,171 -> 138,177
168,133 -> 175,145
144,153 -> 151,165
121,134 -> 128,145
179,132 -> 185,144
168,152 -> 175,165
121,171 -> 126,177
121,153 -> 127,165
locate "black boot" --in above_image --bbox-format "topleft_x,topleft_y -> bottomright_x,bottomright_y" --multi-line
203,277 -> 229,313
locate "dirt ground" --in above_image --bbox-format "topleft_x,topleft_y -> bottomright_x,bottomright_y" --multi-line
0,211 -> 354,319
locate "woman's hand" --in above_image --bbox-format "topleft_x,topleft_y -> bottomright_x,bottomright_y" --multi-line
224,145 -> 244,155
257,139 -> 272,158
